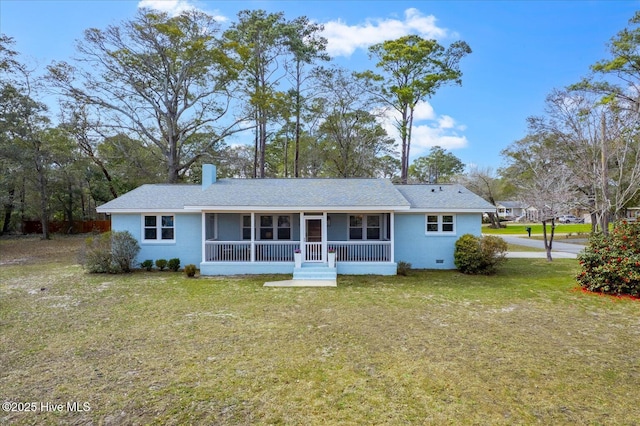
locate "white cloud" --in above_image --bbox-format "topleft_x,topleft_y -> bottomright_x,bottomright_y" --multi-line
378,103 -> 468,158
138,0 -> 194,16
137,0 -> 227,21
414,102 -> 436,121
323,8 -> 448,57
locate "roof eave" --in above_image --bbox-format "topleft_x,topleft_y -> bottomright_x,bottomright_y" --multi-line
184,205 -> 411,212
96,208 -> 188,214
399,208 -> 495,213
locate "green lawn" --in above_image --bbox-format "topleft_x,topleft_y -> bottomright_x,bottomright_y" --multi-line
1,235 -> 639,425
483,223 -> 592,236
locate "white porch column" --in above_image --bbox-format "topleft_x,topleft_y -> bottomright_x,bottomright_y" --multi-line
322,212 -> 328,263
299,212 -> 305,260
201,212 -> 206,263
250,212 -> 255,262
390,212 -> 395,263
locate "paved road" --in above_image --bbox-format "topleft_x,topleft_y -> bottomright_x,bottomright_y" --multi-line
499,235 -> 586,259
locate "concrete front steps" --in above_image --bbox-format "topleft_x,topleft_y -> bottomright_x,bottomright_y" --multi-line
293,263 -> 337,281
264,263 -> 337,287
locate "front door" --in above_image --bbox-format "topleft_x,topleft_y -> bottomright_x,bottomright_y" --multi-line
304,217 -> 323,262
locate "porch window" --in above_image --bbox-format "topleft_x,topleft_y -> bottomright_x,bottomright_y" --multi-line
260,216 -> 273,239
277,215 -> 291,239
426,214 -> 456,234
258,215 -> 292,240
242,215 -> 252,240
143,215 -> 175,242
349,214 -> 381,240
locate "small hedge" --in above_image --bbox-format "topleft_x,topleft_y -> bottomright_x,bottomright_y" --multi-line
454,234 -> 507,275
81,231 -> 140,274
168,258 -> 181,272
184,264 -> 197,277
141,259 -> 154,271
155,259 -> 168,271
397,261 -> 412,276
577,221 -> 640,296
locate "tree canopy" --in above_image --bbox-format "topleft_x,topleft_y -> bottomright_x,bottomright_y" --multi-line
47,9 -> 244,183
357,35 -> 471,183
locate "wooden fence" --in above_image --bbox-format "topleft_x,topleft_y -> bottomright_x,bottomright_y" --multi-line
22,220 -> 111,234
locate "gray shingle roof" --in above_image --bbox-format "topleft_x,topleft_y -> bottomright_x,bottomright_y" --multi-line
192,178 -> 410,208
96,179 -> 494,212
96,184 -> 202,211
394,184 -> 495,211
496,200 -> 526,208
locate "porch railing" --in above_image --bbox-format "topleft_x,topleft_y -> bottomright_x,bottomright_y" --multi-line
255,241 -> 299,262
205,241 -> 299,262
204,240 -> 391,263
329,241 -> 392,262
205,241 -> 251,262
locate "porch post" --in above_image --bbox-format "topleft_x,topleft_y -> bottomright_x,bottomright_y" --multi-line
250,212 -> 255,262
322,212 -> 328,263
201,212 -> 206,263
299,212 -> 305,260
390,212 -> 395,263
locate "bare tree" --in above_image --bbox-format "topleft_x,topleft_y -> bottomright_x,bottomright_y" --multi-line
503,133 -> 584,260
532,89 -> 640,234
457,166 -> 505,229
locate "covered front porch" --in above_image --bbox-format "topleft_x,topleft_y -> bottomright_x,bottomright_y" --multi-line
199,211 -> 397,276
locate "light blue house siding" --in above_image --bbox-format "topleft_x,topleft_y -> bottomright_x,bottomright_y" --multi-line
96,168 -> 496,277
394,213 -> 482,269
111,213 -> 202,266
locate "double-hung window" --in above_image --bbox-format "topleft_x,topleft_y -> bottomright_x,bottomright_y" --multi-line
426,214 -> 455,234
248,215 -> 292,240
242,215 -> 252,240
143,215 -> 175,242
349,214 -> 381,240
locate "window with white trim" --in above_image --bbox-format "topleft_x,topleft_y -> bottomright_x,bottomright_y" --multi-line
242,215 -> 252,240
349,214 -> 382,240
248,215 -> 292,240
143,215 -> 175,242
426,214 -> 455,234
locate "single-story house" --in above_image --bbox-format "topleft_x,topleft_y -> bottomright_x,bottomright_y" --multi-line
495,201 -> 527,221
96,165 -> 494,277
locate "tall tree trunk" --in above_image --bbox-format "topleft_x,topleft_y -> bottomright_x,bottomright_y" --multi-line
600,112 -> 610,235
88,151 -> 118,198
259,112 -> 267,178
1,186 -> 15,235
36,166 -> 49,240
253,115 -> 259,179
542,219 -> 556,262
66,180 -> 74,234
294,63 -> 302,178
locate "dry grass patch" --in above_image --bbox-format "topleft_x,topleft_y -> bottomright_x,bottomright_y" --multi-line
1,236 -> 639,424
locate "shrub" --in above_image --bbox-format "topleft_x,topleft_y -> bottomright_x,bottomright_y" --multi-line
81,232 -> 113,273
480,235 -> 508,273
454,234 -> 507,275
81,231 -> 140,273
110,231 -> 140,273
168,258 -> 181,272
397,261 -> 412,276
155,259 -> 168,271
184,264 -> 197,278
577,221 -> 640,296
141,259 -> 154,271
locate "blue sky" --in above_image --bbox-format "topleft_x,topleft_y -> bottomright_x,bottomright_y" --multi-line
1,0 -> 638,171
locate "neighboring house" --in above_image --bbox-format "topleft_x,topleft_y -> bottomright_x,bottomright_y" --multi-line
625,207 -> 640,222
495,201 -> 527,221
96,165 -> 494,277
